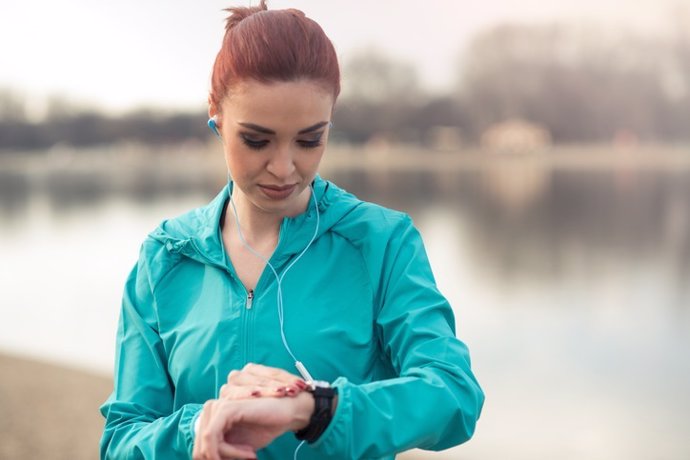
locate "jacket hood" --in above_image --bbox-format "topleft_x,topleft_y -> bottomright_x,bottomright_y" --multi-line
148,175 -> 362,269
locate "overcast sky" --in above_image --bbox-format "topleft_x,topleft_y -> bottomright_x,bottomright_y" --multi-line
0,0 -> 685,114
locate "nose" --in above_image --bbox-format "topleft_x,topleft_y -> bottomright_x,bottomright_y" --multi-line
266,143 -> 296,179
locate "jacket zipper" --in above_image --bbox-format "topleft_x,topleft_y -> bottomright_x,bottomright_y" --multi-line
242,288 -> 255,364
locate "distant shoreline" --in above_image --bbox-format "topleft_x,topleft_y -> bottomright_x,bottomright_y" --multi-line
2,142 -> 689,223
1,143 -> 689,195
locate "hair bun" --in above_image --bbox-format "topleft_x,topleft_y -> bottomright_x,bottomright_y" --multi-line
224,0 -> 268,32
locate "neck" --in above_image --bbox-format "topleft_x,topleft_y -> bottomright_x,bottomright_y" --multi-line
228,189 -> 280,245
225,184 -> 312,245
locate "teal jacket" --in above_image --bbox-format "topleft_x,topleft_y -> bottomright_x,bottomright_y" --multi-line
100,177 -> 484,459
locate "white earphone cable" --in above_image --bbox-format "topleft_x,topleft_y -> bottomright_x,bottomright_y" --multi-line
226,179 -> 320,366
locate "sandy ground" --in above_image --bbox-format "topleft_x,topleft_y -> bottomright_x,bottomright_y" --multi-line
0,353 -> 112,460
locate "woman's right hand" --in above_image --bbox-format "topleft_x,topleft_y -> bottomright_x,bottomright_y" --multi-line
219,363 -> 308,400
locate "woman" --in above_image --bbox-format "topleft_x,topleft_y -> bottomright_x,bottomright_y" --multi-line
100,2 -> 484,459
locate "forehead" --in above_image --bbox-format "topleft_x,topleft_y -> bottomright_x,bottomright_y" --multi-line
222,79 -> 334,126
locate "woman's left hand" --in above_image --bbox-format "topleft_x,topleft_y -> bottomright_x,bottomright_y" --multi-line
193,393 -> 314,460
219,363 -> 308,400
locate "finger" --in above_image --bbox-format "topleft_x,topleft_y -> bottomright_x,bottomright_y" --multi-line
223,365 -> 308,402
222,383 -> 298,400
233,363 -> 308,391
243,363 -> 300,384
226,369 -> 242,384
227,368 -> 278,388
225,370 -> 292,398
219,383 -> 255,400
221,384 -> 263,400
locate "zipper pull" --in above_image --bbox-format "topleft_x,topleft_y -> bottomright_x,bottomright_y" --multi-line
246,290 -> 254,309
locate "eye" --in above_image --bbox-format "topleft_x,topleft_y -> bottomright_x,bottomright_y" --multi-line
240,134 -> 269,150
297,134 -> 324,149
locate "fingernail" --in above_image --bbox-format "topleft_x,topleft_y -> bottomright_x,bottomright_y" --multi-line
251,390 -> 261,397
294,380 -> 308,390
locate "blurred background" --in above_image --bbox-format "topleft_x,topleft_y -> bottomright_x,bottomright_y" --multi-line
1,0 -> 689,459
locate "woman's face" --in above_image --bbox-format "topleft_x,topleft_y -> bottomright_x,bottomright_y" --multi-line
212,79 -> 334,218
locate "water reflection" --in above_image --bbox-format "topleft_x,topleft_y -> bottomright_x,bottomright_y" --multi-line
333,166 -> 690,309
1,152 -> 689,459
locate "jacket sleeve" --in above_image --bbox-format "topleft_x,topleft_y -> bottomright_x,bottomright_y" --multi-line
100,247 -> 202,459
311,215 -> 484,459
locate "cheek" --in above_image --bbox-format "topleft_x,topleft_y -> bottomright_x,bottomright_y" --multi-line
224,150 -> 248,180
314,150 -> 327,169
302,149 -> 326,171
225,142 -> 256,174
296,157 -> 318,176
223,150 -> 238,175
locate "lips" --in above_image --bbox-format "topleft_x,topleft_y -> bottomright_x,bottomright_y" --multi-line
258,184 -> 297,200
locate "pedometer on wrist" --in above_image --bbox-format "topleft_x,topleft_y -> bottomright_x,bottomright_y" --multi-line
295,381 -> 337,443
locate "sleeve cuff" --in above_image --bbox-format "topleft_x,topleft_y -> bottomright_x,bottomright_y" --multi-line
181,403 -> 204,457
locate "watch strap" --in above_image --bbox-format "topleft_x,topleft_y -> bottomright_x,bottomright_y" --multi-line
295,385 -> 337,443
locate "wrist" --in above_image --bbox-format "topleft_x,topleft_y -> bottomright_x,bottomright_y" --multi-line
294,384 -> 338,443
289,391 -> 315,431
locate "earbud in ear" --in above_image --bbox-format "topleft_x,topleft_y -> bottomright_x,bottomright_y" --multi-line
208,116 -> 222,139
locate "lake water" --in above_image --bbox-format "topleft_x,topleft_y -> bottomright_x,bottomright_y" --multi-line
1,156 -> 689,459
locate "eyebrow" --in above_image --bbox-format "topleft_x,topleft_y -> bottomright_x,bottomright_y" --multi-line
237,121 -> 330,135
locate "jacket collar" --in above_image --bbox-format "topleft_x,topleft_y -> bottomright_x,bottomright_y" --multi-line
149,175 -> 359,270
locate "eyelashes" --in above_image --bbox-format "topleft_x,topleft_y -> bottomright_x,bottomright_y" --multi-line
240,133 -> 323,151
297,139 -> 323,149
241,137 -> 269,150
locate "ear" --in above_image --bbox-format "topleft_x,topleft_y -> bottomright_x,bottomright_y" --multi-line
208,94 -> 222,122
208,105 -> 218,121
208,105 -> 223,139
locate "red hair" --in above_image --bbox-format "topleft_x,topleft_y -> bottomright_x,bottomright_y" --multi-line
209,1 -> 340,111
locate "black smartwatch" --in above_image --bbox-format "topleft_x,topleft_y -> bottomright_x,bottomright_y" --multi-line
295,381 -> 338,443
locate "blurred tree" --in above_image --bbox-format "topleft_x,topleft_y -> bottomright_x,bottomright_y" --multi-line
666,8 -> 690,140
0,89 -> 27,122
412,96 -> 469,143
3,18 -> 690,152
341,48 -> 422,104
334,49 -> 428,144
0,90 -> 29,151
0,96 -> 208,151
457,23 -> 685,144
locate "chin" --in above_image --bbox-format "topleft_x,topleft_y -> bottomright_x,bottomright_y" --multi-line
256,186 -> 310,215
